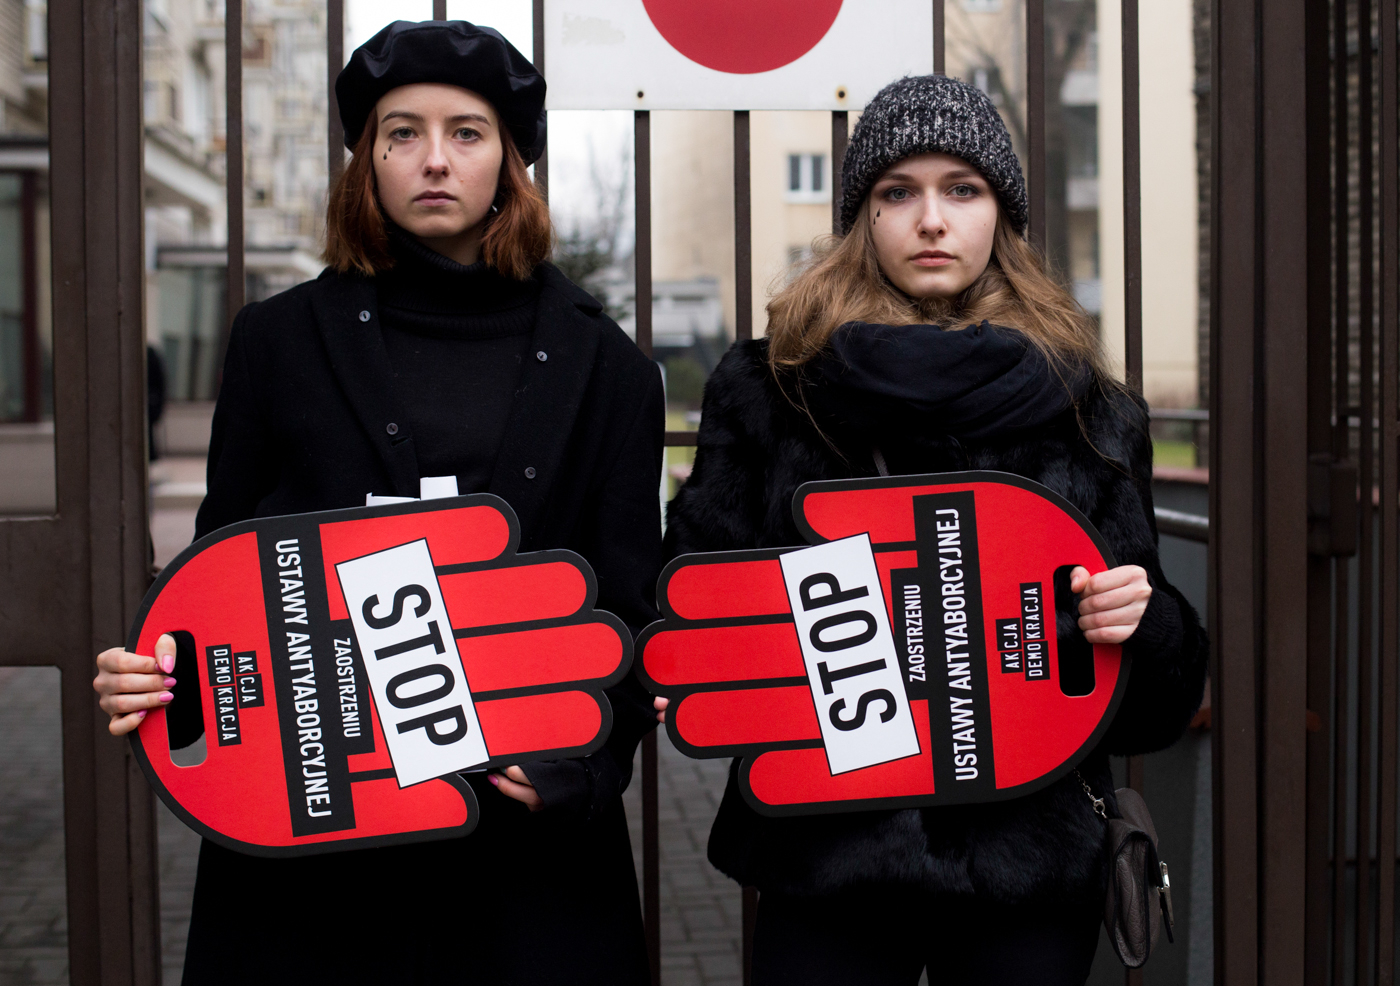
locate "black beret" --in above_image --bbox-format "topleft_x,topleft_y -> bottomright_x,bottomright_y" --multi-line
335,20 -> 547,163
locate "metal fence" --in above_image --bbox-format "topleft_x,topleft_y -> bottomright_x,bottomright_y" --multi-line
1207,1 -> 1400,984
1301,1 -> 1400,983
10,0 -> 1400,983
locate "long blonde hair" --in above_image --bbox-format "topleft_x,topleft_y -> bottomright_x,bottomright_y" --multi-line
766,197 -> 1109,385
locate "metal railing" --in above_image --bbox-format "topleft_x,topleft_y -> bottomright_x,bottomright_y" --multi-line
1155,506 -> 1209,542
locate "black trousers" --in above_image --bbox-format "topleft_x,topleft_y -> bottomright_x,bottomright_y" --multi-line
752,887 -> 1102,986
180,780 -> 648,986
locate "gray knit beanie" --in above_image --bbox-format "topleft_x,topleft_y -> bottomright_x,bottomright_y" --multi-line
839,75 -> 1027,235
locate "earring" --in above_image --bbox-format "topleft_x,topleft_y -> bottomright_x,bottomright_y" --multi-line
490,203 -> 500,215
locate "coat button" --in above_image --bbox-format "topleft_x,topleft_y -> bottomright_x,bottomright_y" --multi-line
524,466 -> 536,479
386,422 -> 399,436
359,310 -> 371,322
536,350 -> 548,362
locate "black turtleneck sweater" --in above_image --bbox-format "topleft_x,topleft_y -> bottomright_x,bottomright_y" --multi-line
375,229 -> 540,493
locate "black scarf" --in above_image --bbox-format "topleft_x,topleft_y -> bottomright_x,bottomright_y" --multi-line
802,320 -> 1093,444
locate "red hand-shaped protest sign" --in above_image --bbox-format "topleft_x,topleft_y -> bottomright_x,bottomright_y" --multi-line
638,471 -> 1129,816
128,495 -> 630,856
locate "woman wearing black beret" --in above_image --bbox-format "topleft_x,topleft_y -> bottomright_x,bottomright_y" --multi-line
92,20 -> 659,985
658,75 -> 1207,985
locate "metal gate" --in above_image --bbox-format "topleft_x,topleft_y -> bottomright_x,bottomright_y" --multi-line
1210,0 -> 1400,984
0,0 -> 159,981
14,0 -> 1400,983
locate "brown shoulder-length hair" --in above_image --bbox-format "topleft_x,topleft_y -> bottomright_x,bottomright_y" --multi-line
766,196 -> 1109,384
323,113 -> 552,280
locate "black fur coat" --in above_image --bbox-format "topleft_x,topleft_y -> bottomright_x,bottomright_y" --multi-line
663,337 -> 1209,906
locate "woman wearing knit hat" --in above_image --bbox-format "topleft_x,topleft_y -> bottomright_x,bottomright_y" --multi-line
92,21 -> 657,985
657,75 -> 1207,984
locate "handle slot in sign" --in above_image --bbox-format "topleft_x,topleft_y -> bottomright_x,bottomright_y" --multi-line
1052,564 -> 1095,697
164,630 -> 207,766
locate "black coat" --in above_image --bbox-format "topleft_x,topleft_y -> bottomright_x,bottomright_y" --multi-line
665,338 -> 1208,907
197,261 -> 664,806
181,263 -> 662,984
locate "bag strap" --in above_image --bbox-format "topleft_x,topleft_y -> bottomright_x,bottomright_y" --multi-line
1074,768 -> 1108,820
872,447 -> 890,477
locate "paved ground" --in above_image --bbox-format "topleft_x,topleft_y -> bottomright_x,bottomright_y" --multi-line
0,667 -> 69,986
624,742 -> 745,986
156,803 -> 200,985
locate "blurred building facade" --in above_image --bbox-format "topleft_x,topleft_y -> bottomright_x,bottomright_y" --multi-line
0,0 -> 56,512
145,0 -> 329,409
0,0 -> 331,511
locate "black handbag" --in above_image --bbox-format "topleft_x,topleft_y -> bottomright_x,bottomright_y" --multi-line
1077,770 -> 1175,968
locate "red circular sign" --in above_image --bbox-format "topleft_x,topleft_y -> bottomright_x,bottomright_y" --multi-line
642,0 -> 843,75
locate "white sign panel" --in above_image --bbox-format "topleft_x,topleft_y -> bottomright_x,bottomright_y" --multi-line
544,0 -> 935,111
779,534 -> 921,775
336,539 -> 489,786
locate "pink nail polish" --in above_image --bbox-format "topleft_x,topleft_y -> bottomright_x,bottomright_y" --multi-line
161,654 -> 175,674
158,691 -> 174,703
163,677 -> 177,688
137,710 -> 147,719
487,774 -> 499,786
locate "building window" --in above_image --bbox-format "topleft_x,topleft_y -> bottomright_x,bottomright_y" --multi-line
785,153 -> 828,203
971,66 -> 1005,105
0,173 -> 46,423
961,0 -> 1002,12
25,0 -> 46,62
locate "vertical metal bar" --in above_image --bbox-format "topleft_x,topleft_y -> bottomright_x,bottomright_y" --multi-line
635,111 -> 653,356
432,0 -> 445,21
1210,0 -> 1261,979
932,0 -> 945,75
532,0 -> 547,200
1302,0 -> 1337,980
1331,0 -> 1353,976
326,0 -> 344,186
49,0 -> 161,973
1125,753 -> 1145,986
1125,756 -> 1145,792
1357,2 -> 1378,978
40,0 -> 95,972
734,111 -> 752,342
1374,0 -> 1399,977
831,111 -> 847,235
638,112 -> 652,358
1334,552 -> 1352,986
633,108 -> 659,986
1259,0 -> 1312,976
20,169 -> 38,423
1121,0 -> 1143,391
734,103 -> 755,983
15,0 -> 159,975
115,0 -> 161,971
1026,0 -> 1046,254
742,886 -> 758,986
641,730 -> 660,986
226,0 -> 244,326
